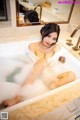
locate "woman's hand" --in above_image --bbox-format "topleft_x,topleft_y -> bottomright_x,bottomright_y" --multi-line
2,95 -> 22,107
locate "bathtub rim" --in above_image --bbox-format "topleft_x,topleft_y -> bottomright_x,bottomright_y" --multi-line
1,78 -> 80,112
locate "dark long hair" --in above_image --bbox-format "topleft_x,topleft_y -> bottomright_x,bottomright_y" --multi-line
40,23 -> 60,42
24,10 -> 40,25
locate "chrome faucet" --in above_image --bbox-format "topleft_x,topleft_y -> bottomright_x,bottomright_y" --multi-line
70,25 -> 80,38
69,25 -> 80,51
34,4 -> 42,21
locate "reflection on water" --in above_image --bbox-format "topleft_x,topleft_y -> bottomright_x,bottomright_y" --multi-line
6,67 -> 22,83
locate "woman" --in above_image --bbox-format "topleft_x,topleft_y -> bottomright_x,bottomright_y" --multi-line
28,23 -> 60,59
2,23 -> 76,106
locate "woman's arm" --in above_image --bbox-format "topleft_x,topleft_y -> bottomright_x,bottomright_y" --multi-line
21,58 -> 47,87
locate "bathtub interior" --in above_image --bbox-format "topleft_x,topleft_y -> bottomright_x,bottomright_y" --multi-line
0,41 -> 80,111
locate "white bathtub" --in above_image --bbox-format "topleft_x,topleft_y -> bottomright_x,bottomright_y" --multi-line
0,40 -> 80,112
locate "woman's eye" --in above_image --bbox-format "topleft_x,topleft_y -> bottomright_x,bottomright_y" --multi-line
53,38 -> 57,40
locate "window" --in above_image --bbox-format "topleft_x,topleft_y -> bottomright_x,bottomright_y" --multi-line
0,0 -> 7,21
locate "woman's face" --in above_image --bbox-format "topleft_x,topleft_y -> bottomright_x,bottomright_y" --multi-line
42,32 -> 58,47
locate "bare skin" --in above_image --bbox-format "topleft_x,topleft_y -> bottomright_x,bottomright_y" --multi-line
29,41 -> 60,59
49,71 -> 76,89
29,32 -> 60,59
2,32 -> 76,107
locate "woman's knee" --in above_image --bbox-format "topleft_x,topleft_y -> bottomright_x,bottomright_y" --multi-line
56,71 -> 76,86
66,71 -> 76,81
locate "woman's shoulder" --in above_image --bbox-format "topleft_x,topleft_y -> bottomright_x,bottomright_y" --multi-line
55,43 -> 61,52
28,41 -> 39,52
28,42 -> 35,52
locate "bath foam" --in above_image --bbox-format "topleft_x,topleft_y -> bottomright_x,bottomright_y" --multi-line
0,41 -> 80,106
0,81 -> 20,102
18,79 -> 49,99
6,67 -> 22,83
40,59 -> 74,90
14,62 -> 33,84
0,56 -> 24,82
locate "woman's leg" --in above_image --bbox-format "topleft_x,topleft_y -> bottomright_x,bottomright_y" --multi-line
2,59 -> 47,107
49,71 -> 76,89
2,95 -> 22,107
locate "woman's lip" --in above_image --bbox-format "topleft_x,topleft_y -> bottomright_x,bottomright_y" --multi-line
46,42 -> 52,46
46,42 -> 49,45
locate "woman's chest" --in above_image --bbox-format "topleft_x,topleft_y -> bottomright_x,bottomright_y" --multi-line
35,49 -> 54,59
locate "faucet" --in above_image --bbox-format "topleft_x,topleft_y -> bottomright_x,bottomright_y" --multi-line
34,4 -> 42,21
72,36 -> 80,51
70,25 -> 80,51
70,25 -> 80,38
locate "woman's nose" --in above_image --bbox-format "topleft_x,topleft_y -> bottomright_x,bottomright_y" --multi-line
49,39 -> 53,44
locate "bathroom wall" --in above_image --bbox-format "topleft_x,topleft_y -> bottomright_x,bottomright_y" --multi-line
0,0 -> 80,41
9,0 -> 16,27
15,0 -> 80,36
67,1 -> 80,37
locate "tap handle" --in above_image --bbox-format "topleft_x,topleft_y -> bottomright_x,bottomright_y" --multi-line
76,36 -> 80,47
